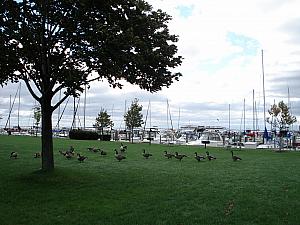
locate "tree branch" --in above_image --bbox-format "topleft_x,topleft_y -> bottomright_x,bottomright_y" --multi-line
23,78 -> 41,102
86,75 -> 102,83
52,92 -> 70,112
52,84 -> 64,96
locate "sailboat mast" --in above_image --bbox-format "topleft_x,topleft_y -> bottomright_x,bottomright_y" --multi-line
83,85 -> 87,130
9,95 -> 11,130
243,98 -> 246,134
262,50 -> 267,131
253,89 -> 255,137
253,90 -> 257,141
228,104 -> 231,138
72,96 -> 76,129
17,82 -> 21,129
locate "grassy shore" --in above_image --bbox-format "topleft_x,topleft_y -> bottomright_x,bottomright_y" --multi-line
0,135 -> 299,225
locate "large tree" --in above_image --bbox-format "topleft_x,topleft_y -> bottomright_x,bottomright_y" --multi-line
124,98 -> 143,143
0,0 -> 182,171
267,101 -> 297,150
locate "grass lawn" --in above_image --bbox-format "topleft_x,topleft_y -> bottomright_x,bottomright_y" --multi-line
0,135 -> 299,225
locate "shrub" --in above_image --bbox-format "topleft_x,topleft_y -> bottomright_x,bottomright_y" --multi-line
99,134 -> 111,141
69,129 -> 99,140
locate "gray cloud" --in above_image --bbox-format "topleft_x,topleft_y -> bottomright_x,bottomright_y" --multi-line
280,17 -> 300,43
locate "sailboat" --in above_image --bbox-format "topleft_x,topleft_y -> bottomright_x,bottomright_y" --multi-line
256,50 -> 273,149
4,83 -> 22,134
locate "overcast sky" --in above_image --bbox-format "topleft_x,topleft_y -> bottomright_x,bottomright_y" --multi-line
1,0 -> 300,131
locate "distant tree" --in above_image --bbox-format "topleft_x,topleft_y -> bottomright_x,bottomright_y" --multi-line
0,0 -> 182,171
94,108 -> 114,136
267,101 -> 297,150
33,105 -> 42,136
124,98 -> 143,143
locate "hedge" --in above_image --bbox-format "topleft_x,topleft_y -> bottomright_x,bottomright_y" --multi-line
69,129 -> 99,140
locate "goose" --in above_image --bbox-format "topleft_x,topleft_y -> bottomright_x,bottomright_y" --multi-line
206,151 -> 216,160
100,150 -> 107,156
10,151 -> 18,159
194,152 -> 205,162
87,147 -> 95,152
92,148 -> 100,153
65,153 -> 72,159
164,151 -> 174,159
68,146 -> 75,155
142,149 -> 152,159
59,150 -> 66,155
114,149 -> 126,162
77,153 -> 87,162
34,152 -> 41,158
120,143 -> 127,153
59,150 -> 72,159
174,152 -> 187,161
231,151 -> 242,161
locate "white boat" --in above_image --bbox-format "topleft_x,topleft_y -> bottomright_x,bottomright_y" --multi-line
187,131 -> 224,147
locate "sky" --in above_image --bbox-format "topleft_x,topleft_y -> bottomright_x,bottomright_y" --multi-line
1,0 -> 300,131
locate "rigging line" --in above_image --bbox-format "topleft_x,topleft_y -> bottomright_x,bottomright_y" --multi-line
142,100 -> 150,140
57,89 -> 61,129
76,97 -> 82,128
55,96 -> 70,129
71,96 -> 81,129
169,103 -> 174,131
72,97 -> 76,129
143,100 -> 150,131
5,84 -> 21,129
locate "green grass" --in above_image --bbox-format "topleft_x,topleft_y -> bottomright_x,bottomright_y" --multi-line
0,135 -> 299,225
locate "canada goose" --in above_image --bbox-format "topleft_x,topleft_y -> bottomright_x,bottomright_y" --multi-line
92,148 -> 100,153
174,152 -> 187,161
68,146 -> 75,155
164,151 -> 174,159
10,151 -> 18,159
77,153 -> 87,162
100,150 -> 107,156
59,150 -> 66,155
142,149 -> 152,159
194,152 -> 205,162
206,151 -> 216,160
120,143 -> 127,153
65,153 -> 72,159
87,147 -> 95,152
114,149 -> 126,162
34,152 -> 41,158
59,150 -> 72,159
231,151 -> 242,161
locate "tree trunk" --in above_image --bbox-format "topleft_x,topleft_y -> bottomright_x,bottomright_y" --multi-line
41,98 -> 54,171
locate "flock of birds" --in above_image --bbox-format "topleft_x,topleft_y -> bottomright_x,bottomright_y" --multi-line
9,142 -> 242,162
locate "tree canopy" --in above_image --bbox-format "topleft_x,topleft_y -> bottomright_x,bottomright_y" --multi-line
0,0 -> 182,171
0,0 -> 182,98
267,101 -> 297,131
267,101 -> 297,150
